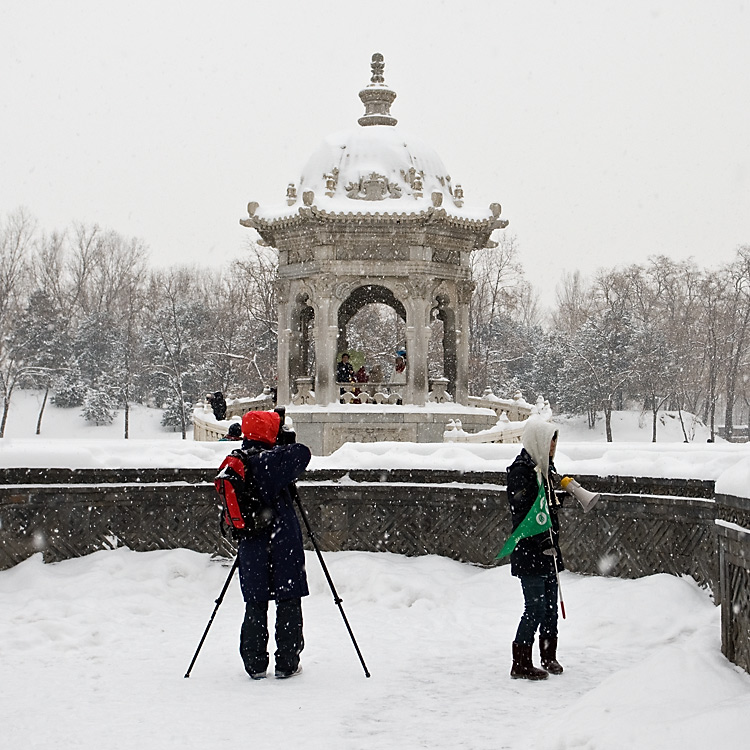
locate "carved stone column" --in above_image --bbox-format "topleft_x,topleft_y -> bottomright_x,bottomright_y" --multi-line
454,281 -> 474,405
277,326 -> 292,405
315,324 -> 340,405
404,291 -> 431,406
275,281 -> 293,404
309,283 -> 339,405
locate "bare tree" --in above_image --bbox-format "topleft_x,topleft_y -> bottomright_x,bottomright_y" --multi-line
143,267 -> 208,438
0,209 -> 37,436
469,234 -> 537,394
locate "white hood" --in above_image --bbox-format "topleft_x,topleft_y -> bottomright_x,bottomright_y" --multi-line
521,417 -> 558,480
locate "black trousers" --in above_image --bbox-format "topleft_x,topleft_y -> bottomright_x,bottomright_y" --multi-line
514,573 -> 558,644
240,598 -> 304,675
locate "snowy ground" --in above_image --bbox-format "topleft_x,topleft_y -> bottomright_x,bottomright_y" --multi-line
1,548 -> 748,750
1,390 -> 750,748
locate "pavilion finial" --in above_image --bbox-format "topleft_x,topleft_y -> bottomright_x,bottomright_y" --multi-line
358,52 -> 397,127
370,52 -> 386,84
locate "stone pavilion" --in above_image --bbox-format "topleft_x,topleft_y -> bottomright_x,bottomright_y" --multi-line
239,53 -> 509,453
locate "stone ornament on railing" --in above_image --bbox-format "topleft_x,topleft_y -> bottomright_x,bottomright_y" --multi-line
427,378 -> 453,403
292,377 -> 316,406
342,389 -> 371,404
338,382 -> 401,404
530,395 -> 553,421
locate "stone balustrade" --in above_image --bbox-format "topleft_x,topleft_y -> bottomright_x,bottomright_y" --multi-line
444,412 -> 526,444
467,389 -> 547,422
337,381 -> 402,404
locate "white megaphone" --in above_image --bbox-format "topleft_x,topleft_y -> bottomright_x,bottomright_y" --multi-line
560,476 -> 601,513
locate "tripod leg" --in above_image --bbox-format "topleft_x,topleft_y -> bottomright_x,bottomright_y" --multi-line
184,556 -> 239,678
292,485 -> 371,678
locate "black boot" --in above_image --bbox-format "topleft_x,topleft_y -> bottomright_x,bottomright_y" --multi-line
240,600 -> 269,678
274,598 -> 304,678
540,637 -> 563,675
510,641 -> 548,680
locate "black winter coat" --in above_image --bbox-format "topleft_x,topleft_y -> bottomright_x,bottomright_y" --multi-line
506,448 -> 565,578
237,440 -> 311,602
336,361 -> 355,383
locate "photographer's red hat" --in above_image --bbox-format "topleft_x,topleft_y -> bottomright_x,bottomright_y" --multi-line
241,410 -> 281,446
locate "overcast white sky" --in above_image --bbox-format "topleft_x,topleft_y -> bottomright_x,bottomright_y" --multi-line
2,1 -> 749,304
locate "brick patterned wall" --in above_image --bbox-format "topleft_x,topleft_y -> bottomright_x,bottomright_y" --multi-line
715,493 -> 750,672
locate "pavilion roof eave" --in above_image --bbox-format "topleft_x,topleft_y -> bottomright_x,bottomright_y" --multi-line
240,204 -> 509,234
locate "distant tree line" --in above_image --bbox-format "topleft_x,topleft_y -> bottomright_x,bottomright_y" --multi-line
2,207 -> 748,441
0,208 -> 276,437
471,237 -> 750,442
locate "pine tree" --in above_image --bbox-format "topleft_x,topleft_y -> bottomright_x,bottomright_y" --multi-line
81,386 -> 116,425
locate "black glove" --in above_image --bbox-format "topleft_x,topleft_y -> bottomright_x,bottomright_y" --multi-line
538,535 -> 556,556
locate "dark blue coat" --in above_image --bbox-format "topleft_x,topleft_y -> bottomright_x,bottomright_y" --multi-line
506,448 -> 564,578
237,441 -> 311,602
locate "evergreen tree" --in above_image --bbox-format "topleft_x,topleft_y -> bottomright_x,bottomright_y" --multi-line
81,386 -> 117,425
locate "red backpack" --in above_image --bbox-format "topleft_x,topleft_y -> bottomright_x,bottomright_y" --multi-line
214,448 -> 275,537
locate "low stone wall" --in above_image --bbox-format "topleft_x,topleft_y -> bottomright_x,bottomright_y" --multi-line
300,470 -> 718,590
715,493 -> 750,673
0,466 -> 747,673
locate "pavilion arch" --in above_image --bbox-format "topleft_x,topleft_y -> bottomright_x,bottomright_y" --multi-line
336,283 -> 407,356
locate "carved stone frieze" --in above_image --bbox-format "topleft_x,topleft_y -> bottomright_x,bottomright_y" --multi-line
276,279 -> 292,305
313,273 -> 338,300
324,168 -> 339,197
432,247 -> 461,265
345,172 -> 402,200
288,243 -> 314,264
456,280 -> 476,305
401,167 -> 425,198
407,278 -> 430,299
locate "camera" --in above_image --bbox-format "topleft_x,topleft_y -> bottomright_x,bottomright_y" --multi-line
274,406 -> 297,445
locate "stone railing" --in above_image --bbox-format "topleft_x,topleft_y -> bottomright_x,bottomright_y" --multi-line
1,466 -> 746,674
294,377 -> 451,405
444,412 -> 527,444
467,389 -> 542,421
337,381 -> 402,404
446,392 -> 551,444
193,390 -> 275,441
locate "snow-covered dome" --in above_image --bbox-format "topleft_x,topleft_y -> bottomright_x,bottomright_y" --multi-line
243,53 -> 506,227
298,125 -> 459,208
279,52 -> 476,218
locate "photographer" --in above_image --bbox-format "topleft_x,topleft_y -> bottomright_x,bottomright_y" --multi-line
236,410 -> 311,680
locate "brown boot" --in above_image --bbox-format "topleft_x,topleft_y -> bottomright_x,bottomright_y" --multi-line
510,641 -> 548,680
540,637 -> 563,675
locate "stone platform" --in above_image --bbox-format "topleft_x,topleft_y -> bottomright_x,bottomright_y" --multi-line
287,403 -> 498,455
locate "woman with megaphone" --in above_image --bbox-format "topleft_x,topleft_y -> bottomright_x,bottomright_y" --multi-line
501,417 -> 566,680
